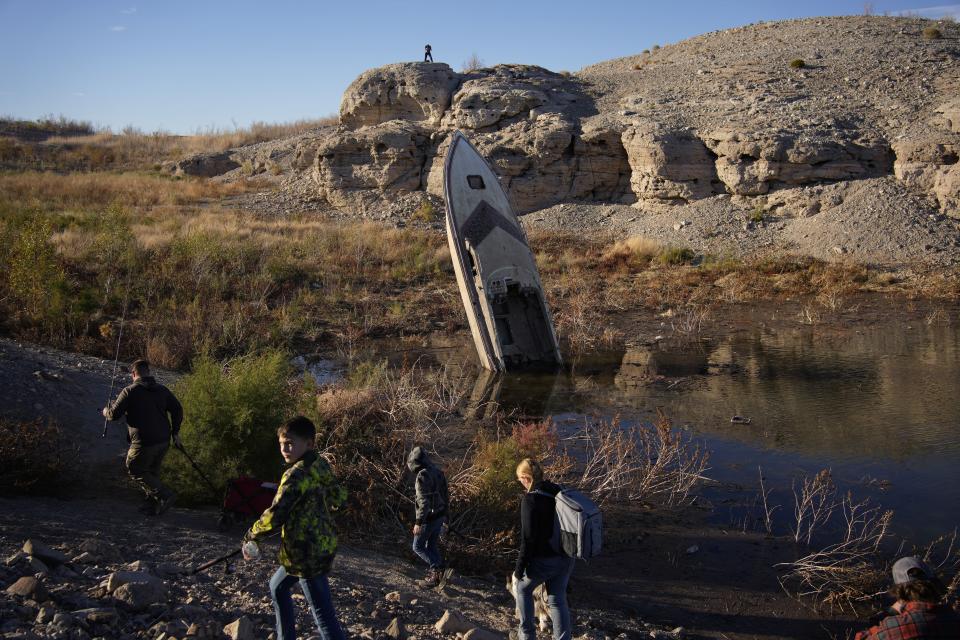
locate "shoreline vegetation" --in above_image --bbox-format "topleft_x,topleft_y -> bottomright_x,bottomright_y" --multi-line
0,164 -> 957,369
2,116 -> 959,637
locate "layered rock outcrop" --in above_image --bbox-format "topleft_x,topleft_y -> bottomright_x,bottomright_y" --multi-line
313,63 -> 632,213
273,17 -> 960,219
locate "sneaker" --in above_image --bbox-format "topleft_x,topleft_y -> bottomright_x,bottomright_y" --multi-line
155,493 -> 177,515
418,569 -> 441,588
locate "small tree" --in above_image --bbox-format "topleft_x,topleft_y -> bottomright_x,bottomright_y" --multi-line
163,350 -> 295,502
462,53 -> 484,72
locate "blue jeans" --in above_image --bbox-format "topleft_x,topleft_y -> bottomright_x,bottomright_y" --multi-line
412,516 -> 445,570
515,555 -> 576,640
269,566 -> 346,640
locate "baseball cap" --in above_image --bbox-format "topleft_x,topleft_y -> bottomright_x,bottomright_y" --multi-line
892,556 -> 934,585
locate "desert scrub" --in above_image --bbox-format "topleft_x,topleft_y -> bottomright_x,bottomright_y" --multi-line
789,58 -> 806,69
0,216 -> 68,332
658,246 -> 696,265
0,171 -> 267,210
750,205 -> 765,223
922,26 -> 942,39
163,351 -> 295,503
1,204 -> 460,367
409,199 -> 438,223
599,236 -> 662,272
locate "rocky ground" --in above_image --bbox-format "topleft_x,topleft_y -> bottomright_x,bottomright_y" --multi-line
0,496 -> 656,640
524,176 -> 960,266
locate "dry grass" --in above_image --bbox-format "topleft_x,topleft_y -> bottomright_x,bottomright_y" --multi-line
2,117 -> 337,172
46,118 -> 337,156
0,171 -> 268,210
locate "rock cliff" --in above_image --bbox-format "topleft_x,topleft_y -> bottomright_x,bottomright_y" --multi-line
200,17 -> 960,229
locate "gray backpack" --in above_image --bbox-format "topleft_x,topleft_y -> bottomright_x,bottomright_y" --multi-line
536,488 -> 603,560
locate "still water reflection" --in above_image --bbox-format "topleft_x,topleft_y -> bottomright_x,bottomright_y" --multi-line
392,316 -> 960,540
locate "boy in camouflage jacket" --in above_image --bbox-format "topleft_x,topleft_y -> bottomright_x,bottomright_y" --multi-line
244,416 -> 347,640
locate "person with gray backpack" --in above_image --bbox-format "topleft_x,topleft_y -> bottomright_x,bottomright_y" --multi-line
512,457 -> 602,640
407,446 -> 450,587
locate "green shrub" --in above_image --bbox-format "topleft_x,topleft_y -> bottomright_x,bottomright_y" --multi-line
410,199 -> 438,223
473,434 -> 524,509
789,58 -> 806,69
163,350 -> 296,503
1,216 -> 67,325
923,26 -> 942,40
659,246 -> 695,265
750,206 -> 765,223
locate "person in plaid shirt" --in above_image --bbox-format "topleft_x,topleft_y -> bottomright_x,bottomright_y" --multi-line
854,556 -> 959,640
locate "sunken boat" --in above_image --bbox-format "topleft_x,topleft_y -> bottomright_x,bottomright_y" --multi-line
443,131 -> 562,372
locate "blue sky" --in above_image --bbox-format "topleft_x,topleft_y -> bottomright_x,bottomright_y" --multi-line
1,0 -> 958,134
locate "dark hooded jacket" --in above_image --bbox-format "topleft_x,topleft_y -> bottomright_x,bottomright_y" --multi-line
407,447 -> 448,525
514,479 -> 562,579
105,376 -> 183,446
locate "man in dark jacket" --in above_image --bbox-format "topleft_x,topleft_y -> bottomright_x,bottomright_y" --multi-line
407,446 -> 449,587
102,359 -> 183,515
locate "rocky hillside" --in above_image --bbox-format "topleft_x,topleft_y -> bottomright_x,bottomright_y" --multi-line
178,16 -> 960,263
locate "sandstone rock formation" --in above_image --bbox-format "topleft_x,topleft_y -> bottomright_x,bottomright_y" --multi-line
285,16 -> 960,221
340,63 -> 459,129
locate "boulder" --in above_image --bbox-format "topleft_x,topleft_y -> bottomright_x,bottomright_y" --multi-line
385,591 -> 415,606
340,63 -> 460,129
434,610 -> 474,635
76,538 -> 121,564
224,616 -> 257,640
385,617 -> 407,640
464,628 -> 505,640
173,151 -> 241,178
106,570 -> 163,594
113,580 -> 166,611
23,540 -> 67,567
6,576 -> 47,600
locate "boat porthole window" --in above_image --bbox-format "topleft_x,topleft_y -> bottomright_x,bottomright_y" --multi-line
467,175 -> 485,189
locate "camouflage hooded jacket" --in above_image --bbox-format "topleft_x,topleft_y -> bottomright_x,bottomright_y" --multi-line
245,449 -> 347,577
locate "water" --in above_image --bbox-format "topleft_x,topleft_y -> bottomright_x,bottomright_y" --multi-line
384,311 -> 960,542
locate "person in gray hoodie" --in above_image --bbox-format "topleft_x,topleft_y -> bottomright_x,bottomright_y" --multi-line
102,359 -> 183,515
406,446 -> 449,587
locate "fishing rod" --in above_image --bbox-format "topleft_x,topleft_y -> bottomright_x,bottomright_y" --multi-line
174,442 -> 221,497
188,549 -> 241,575
101,273 -> 132,438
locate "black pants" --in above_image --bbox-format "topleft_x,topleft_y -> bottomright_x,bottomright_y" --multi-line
126,442 -> 174,501
424,52 -> 433,62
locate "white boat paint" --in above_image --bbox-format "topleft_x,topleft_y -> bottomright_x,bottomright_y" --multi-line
443,131 -> 562,372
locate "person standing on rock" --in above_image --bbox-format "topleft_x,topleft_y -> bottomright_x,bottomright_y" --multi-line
102,359 -> 183,516
513,458 -> 575,640
424,44 -> 433,62
243,416 -> 348,640
407,445 -> 450,588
